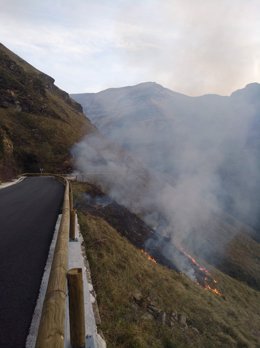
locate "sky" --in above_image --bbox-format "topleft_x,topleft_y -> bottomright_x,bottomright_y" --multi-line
0,0 -> 260,95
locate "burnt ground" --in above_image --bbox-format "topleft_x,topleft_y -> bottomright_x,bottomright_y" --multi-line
75,182 -> 259,292
76,191 -> 154,248
75,186 -> 210,277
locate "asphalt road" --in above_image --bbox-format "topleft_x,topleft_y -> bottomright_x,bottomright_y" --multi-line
0,176 -> 64,348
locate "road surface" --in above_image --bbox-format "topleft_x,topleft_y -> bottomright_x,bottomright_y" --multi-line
0,176 -> 64,348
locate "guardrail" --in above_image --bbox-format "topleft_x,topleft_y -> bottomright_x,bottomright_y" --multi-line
35,178 -> 70,348
19,174 -> 98,347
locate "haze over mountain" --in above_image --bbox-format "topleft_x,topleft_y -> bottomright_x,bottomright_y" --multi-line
72,82 -> 260,287
72,82 -> 260,346
72,82 -> 260,231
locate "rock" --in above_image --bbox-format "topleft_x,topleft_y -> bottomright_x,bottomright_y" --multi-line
147,304 -> 161,317
178,313 -> 188,328
133,290 -> 142,303
141,312 -> 154,321
15,101 -> 22,112
159,311 -> 166,325
131,302 -> 138,311
147,298 -> 157,307
170,312 -> 178,321
1,101 -> 12,108
169,319 -> 175,327
191,327 -> 200,335
2,133 -> 13,155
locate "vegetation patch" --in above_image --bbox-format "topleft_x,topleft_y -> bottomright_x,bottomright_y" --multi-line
0,43 -> 94,179
73,182 -> 260,348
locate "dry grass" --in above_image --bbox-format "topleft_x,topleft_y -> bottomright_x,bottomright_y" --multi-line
0,43 -> 93,179
73,182 -> 260,348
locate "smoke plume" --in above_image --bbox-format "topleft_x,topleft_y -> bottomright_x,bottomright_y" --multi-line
72,82 -> 260,274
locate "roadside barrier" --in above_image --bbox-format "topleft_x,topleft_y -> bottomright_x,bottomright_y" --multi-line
35,179 -> 70,348
70,209 -> 76,240
20,174 -> 88,347
67,268 -> 86,348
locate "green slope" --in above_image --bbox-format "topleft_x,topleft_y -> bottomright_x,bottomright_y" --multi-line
0,43 -> 94,179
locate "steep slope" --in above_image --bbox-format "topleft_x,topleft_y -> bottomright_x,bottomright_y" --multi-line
73,181 -> 260,348
0,43 -> 94,179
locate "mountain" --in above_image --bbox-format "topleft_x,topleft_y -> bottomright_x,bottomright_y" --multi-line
71,81 -> 260,170
0,43 -> 94,180
70,82 -> 260,345
71,82 -> 260,233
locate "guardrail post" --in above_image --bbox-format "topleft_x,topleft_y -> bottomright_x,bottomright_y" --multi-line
67,268 -> 85,348
70,209 -> 76,240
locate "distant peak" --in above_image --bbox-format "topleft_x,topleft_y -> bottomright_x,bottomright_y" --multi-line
231,82 -> 260,100
135,81 -> 166,89
244,82 -> 260,90
136,81 -> 160,87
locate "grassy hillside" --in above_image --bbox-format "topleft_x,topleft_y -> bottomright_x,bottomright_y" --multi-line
180,215 -> 260,292
0,43 -> 94,179
73,182 -> 260,348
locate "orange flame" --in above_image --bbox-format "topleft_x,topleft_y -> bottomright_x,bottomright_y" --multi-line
204,284 -> 222,296
179,247 -> 223,296
141,249 -> 157,264
180,248 -> 210,275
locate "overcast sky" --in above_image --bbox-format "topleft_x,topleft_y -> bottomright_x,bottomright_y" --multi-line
0,0 -> 260,95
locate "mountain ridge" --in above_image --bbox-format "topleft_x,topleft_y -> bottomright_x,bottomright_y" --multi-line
72,80 -> 260,99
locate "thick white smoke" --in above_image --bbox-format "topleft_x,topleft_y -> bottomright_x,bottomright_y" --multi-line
72,83 -> 259,272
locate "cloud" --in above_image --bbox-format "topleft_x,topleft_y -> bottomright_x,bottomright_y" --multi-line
0,1 -> 125,91
0,0 -> 260,94
116,0 -> 260,95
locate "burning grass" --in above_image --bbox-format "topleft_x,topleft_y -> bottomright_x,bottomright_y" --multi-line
178,247 -> 223,296
73,182 -> 222,296
73,182 -> 260,348
143,246 -> 223,297
141,249 -> 157,264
